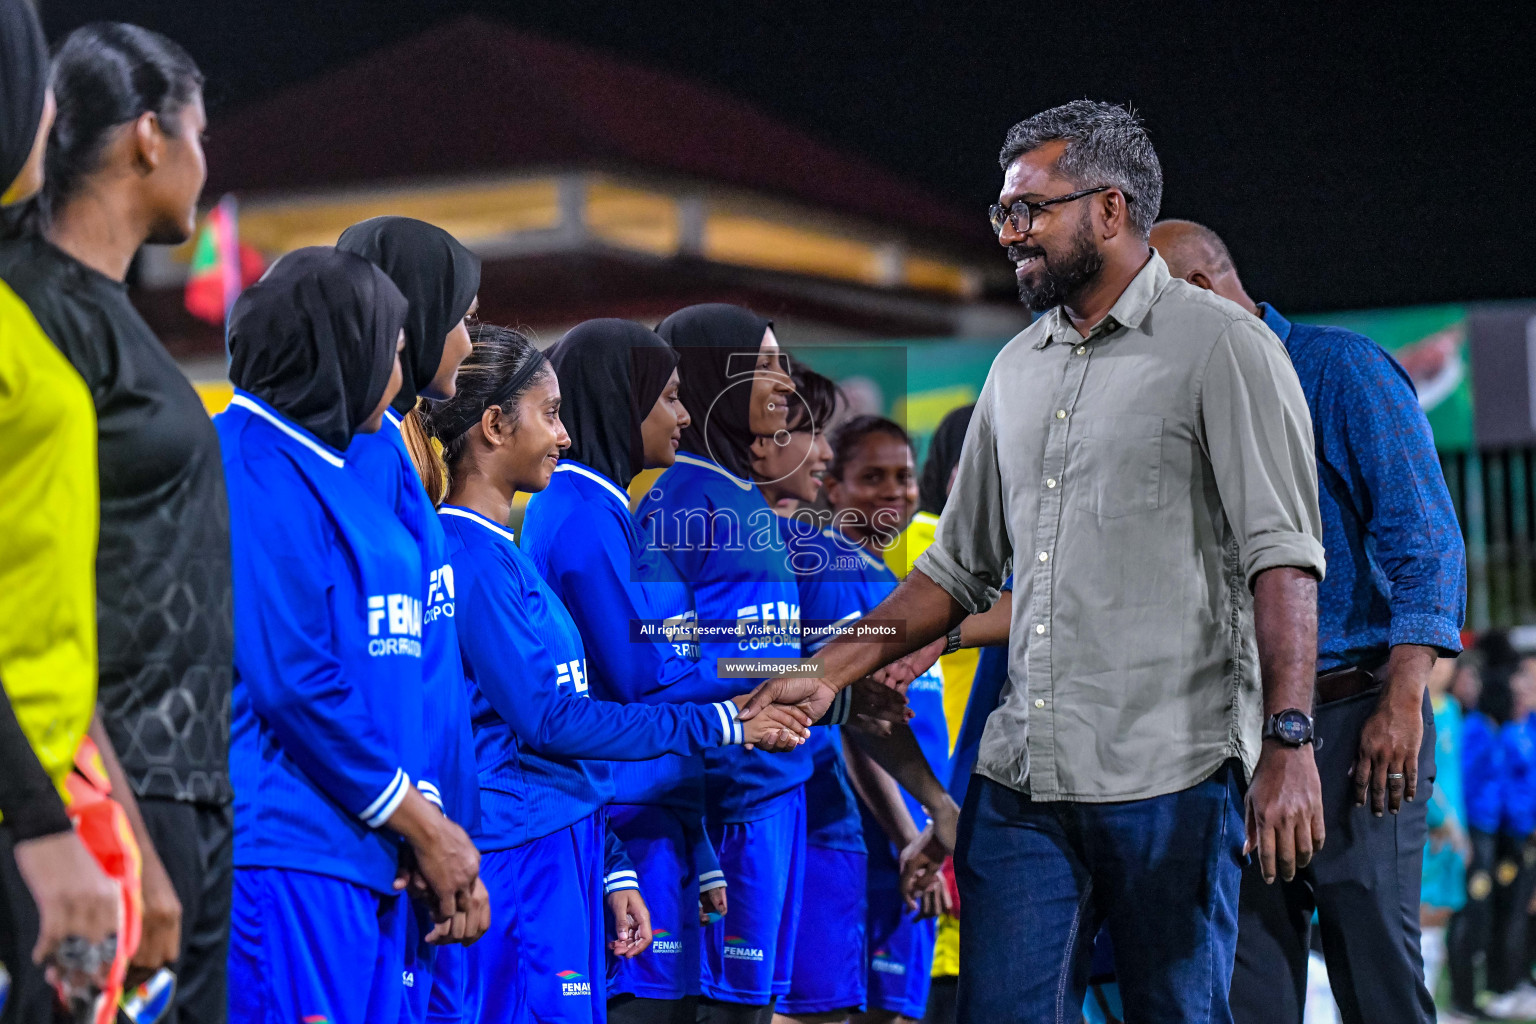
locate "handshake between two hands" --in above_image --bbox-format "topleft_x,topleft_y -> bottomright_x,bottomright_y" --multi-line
733,673 -> 917,751
734,633 -> 942,749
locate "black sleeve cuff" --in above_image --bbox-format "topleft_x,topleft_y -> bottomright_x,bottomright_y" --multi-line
813,686 -> 853,727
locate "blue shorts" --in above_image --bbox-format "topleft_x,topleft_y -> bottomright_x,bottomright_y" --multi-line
466,812 -> 607,1024
865,846 -> 936,1018
779,845 -> 867,1015
398,895 -> 438,1024
426,944 -> 466,1023
701,786 -> 807,1004
228,867 -> 405,1024
607,803 -> 703,1001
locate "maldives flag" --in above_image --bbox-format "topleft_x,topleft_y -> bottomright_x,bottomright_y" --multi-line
184,194 -> 265,325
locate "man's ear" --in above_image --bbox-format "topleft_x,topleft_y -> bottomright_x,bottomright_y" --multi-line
1187,271 -> 1216,293
749,435 -> 774,462
132,112 -> 163,175
1097,189 -> 1130,241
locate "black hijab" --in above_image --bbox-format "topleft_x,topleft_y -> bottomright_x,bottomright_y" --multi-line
0,0 -> 48,199
918,403 -> 975,516
336,216 -> 481,415
657,303 -> 773,481
228,246 -> 409,452
548,318 -> 678,488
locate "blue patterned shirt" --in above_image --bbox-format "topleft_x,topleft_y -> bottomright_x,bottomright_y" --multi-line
1260,305 -> 1465,670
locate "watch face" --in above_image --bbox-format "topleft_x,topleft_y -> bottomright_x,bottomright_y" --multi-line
1274,710 -> 1311,744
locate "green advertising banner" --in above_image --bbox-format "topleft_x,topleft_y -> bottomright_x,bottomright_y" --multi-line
1309,303 -> 1471,451
798,302 -> 1475,459
795,338 -> 1009,465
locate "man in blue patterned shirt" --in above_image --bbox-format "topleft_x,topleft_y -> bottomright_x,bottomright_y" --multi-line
1153,219 -> 1467,1024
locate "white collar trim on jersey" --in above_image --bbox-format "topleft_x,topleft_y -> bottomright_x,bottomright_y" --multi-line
673,452 -> 753,491
820,528 -> 888,572
438,504 -> 517,545
228,391 -> 345,468
554,461 -> 632,511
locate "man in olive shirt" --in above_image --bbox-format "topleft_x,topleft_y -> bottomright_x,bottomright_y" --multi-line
743,101 -> 1328,1021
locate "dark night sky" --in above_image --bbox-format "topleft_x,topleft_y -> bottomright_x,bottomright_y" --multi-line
40,0 -> 1536,313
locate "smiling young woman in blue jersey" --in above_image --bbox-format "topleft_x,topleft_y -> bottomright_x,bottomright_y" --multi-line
217,247 -> 485,1024
634,303 -> 816,1024
520,318 -> 763,1024
814,417 -> 952,1024
420,323 -> 809,1024
752,366 -> 873,1024
337,215 -> 484,1024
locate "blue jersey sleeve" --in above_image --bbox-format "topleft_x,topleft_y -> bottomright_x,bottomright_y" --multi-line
603,820 -> 640,893
551,503 -> 745,706
682,810 -> 724,894
232,456 -> 410,828
457,548 -> 743,759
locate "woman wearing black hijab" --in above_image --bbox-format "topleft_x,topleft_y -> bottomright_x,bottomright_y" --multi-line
337,215 -> 485,1021
524,319 -> 762,1024
338,215 -> 481,501
635,304 -> 817,1023
0,0 -> 121,1003
216,247 -> 484,1024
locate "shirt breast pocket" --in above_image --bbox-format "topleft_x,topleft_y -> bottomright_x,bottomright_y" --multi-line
1069,414 -> 1164,518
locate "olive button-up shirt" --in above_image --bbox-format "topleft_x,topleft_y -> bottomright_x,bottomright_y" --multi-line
916,252 -> 1325,802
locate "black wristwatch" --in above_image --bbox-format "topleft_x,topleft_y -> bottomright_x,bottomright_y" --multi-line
942,628 -> 963,656
1263,708 -> 1315,747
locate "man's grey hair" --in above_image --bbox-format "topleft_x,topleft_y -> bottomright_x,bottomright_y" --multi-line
999,100 -> 1163,239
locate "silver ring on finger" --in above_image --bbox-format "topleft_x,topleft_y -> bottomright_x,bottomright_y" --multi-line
1387,773 -> 1406,780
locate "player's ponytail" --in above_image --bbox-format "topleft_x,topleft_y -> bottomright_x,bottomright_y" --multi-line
419,323 -> 550,495
399,404 -> 448,506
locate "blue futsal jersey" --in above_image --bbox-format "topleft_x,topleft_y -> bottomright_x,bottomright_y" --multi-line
783,522 -> 876,853
439,503 -> 746,851
635,454 -> 812,823
348,408 -> 479,832
523,462 -> 747,810
216,390 -> 425,894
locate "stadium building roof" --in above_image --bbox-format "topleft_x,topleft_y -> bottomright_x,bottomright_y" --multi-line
140,16 -> 1024,359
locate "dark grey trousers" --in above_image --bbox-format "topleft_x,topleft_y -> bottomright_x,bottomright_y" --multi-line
1229,687 -> 1436,1024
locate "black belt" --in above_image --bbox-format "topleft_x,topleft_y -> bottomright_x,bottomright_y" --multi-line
1314,664 -> 1383,706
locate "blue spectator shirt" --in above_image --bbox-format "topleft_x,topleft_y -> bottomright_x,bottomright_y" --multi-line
1260,306 -> 1465,670
1461,710 -> 1505,835
1501,713 -> 1536,839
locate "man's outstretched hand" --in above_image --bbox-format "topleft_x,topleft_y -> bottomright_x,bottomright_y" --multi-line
873,637 -> 947,694
848,676 -> 913,735
737,676 -> 837,724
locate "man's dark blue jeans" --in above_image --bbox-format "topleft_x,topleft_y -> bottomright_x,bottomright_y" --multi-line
954,761 -> 1246,1024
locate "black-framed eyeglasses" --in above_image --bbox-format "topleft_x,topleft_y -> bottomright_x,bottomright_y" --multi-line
988,185 -> 1132,236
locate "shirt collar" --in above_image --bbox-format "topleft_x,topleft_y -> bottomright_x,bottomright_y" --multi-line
227,389 -> 346,468
1257,302 -> 1293,342
1034,250 -> 1170,350
673,452 -> 754,491
554,459 -> 632,512
438,504 -> 517,545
